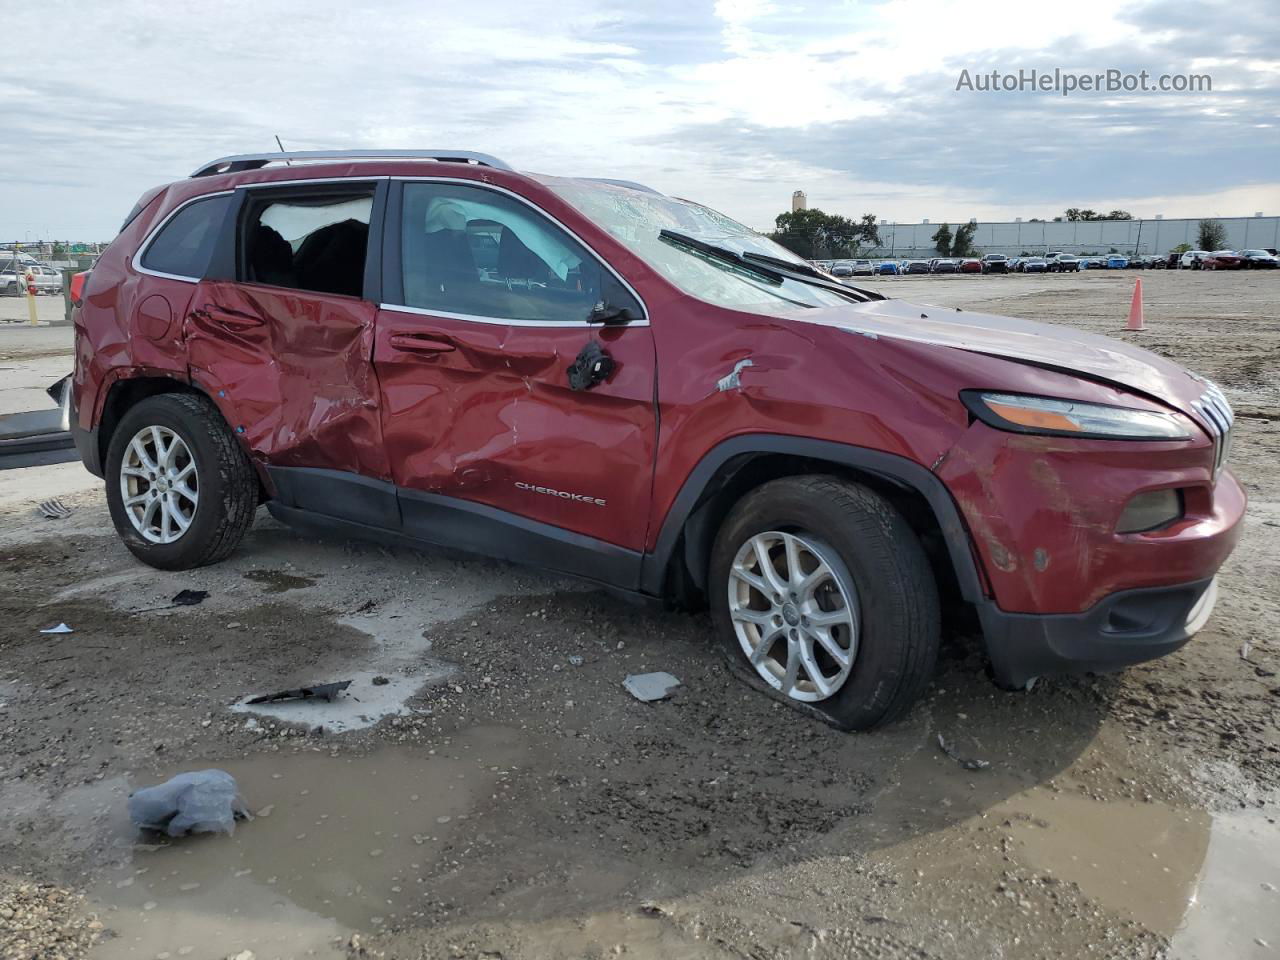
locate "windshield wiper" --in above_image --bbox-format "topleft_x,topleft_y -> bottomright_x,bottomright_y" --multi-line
741,252 -> 886,302
659,230 -> 784,283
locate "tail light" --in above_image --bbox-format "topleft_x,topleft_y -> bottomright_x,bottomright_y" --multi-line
70,270 -> 90,308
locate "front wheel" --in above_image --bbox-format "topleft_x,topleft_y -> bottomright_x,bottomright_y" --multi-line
105,393 -> 258,570
709,476 -> 940,730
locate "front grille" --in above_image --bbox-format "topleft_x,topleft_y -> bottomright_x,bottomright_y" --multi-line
1192,382 -> 1234,477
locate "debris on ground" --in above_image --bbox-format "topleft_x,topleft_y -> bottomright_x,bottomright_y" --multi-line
623,671 -> 682,702
1241,640 -> 1253,660
371,675 -> 390,686
936,732 -> 990,771
39,623 -> 73,634
568,655 -> 584,667
171,589 -> 209,607
128,769 -> 250,837
37,498 -> 73,519
245,680 -> 352,705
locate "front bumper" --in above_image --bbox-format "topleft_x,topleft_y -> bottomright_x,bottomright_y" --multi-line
979,577 -> 1217,688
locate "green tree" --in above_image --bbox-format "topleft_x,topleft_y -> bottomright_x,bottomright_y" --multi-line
1105,210 -> 1134,220
931,222 -> 953,256
1172,242 -> 1192,254
952,222 -> 977,257
51,242 -> 67,258
1197,219 -> 1227,251
771,207 -> 879,258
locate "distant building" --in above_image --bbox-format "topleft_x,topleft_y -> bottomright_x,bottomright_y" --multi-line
791,190 -> 807,212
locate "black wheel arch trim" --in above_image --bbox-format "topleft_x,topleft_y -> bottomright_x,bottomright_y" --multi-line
639,434 -> 986,604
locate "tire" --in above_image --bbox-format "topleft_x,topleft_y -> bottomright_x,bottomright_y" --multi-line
104,392 -> 258,570
709,476 -> 940,731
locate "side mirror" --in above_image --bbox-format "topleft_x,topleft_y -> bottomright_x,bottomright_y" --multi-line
587,301 -> 637,326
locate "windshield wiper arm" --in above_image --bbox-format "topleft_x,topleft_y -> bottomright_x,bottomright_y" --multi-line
659,230 -> 785,283
741,252 -> 886,302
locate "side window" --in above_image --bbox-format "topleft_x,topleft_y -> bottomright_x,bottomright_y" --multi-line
241,189 -> 374,298
398,182 -> 637,322
140,194 -> 231,279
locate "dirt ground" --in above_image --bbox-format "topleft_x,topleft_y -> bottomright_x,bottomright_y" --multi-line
1,270 -> 1277,960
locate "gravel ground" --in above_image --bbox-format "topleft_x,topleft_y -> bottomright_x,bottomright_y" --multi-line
0,270 -> 1276,960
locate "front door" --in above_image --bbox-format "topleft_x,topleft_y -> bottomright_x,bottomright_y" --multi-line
373,179 -> 657,583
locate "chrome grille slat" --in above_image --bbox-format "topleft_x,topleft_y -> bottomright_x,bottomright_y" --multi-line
1195,383 -> 1233,477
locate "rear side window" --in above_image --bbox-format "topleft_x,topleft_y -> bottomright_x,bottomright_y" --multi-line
139,194 -> 231,279
396,182 -> 638,323
241,189 -> 374,298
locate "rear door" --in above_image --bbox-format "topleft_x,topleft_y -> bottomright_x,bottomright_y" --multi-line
373,178 -> 657,582
184,180 -> 395,526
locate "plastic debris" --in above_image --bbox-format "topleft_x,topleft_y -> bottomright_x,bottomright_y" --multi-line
39,623 -> 73,634
1241,640 -> 1253,661
128,769 -> 250,837
172,589 -> 209,607
623,672 -> 682,702
568,655 -> 584,667
937,733 -> 990,771
38,498 -> 73,520
246,680 -> 352,705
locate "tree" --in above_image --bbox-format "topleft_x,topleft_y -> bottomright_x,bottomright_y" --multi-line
952,222 -> 977,258
51,242 -> 67,258
931,223 -> 953,256
1197,219 -> 1227,251
1064,208 -> 1082,221
770,207 -> 880,259
1066,207 -> 1133,222
1105,210 -> 1134,220
1172,242 -> 1192,254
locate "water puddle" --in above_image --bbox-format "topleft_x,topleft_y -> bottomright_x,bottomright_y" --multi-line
242,569 -> 318,593
1172,806 -> 1280,959
995,789 -> 1209,933
91,726 -> 527,959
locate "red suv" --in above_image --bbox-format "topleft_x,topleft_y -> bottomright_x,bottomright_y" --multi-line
70,150 -> 1244,729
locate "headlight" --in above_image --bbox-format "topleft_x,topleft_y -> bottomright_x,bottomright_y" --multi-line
961,391 -> 1192,440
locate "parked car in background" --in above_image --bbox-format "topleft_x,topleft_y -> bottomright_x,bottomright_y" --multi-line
33,264 -> 64,294
830,261 -> 854,277
850,259 -> 874,276
1019,257 -> 1048,273
1202,250 -> 1243,270
1047,254 -> 1079,272
876,261 -> 900,275
902,259 -> 931,275
981,254 -> 1009,274
1179,250 -> 1208,269
68,147 -> 1245,730
929,258 -> 958,274
1240,249 -> 1279,269
1006,257 -> 1023,272
959,258 -> 982,274
1105,255 -> 1129,269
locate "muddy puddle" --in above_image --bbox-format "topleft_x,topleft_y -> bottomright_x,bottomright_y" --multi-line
242,569 -> 318,593
90,726 -> 527,959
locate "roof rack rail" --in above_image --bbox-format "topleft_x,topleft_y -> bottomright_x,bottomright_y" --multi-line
190,149 -> 513,178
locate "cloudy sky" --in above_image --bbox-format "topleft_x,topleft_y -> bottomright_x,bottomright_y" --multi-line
4,0 -> 1278,239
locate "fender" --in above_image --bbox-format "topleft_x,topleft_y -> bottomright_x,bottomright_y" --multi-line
638,434 -> 987,604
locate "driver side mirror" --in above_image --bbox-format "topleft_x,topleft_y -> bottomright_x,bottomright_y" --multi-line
587,301 -> 637,326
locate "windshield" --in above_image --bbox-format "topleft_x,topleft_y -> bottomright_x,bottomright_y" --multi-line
534,176 -> 856,313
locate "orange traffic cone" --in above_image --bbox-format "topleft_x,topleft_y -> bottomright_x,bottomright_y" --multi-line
1126,277 -> 1145,331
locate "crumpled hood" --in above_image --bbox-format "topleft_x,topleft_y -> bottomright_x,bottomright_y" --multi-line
800,297 -> 1210,414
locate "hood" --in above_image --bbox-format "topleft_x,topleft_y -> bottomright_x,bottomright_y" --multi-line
799,297 -> 1210,415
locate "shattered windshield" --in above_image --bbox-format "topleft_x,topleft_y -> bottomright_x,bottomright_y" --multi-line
534,176 -> 855,313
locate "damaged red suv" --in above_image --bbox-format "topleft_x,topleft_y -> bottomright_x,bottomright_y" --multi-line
71,150 -> 1244,729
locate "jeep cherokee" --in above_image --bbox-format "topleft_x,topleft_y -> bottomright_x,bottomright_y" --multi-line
70,149 -> 1244,729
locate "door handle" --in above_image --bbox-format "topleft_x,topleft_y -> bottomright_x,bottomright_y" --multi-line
195,304 -> 265,329
389,333 -> 456,354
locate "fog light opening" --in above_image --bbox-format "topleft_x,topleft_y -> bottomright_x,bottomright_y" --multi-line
1116,488 -> 1184,534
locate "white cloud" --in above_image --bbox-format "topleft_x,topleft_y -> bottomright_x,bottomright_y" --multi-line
3,0 -> 1277,238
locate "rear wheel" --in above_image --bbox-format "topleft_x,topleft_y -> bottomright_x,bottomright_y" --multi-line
709,476 -> 940,730
105,393 -> 258,570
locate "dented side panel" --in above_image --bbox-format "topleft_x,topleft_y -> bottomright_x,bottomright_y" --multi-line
373,307 -> 657,550
186,281 -> 389,481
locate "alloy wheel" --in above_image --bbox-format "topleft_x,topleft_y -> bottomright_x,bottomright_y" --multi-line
119,425 -> 199,544
727,530 -> 860,702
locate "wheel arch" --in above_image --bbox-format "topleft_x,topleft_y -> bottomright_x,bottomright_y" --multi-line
95,374 -> 269,501
642,436 -> 988,611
